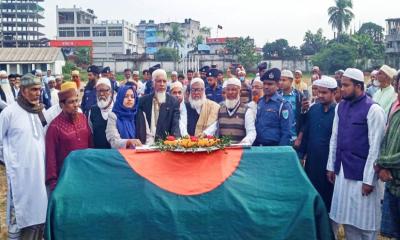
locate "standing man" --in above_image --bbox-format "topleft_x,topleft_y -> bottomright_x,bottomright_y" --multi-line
0,73 -> 48,239
206,78 -> 256,145
0,71 -> 15,112
170,81 -> 188,137
81,65 -> 100,116
247,77 -> 264,117
255,68 -> 293,146
136,69 -> 181,145
205,69 -> 223,104
48,76 -> 59,107
8,74 -> 18,99
299,76 -> 337,211
279,69 -> 304,145
373,65 -> 397,114
123,68 -> 133,83
238,69 -> 252,104
88,78 -> 114,149
376,74 -> 400,239
186,69 -> 194,83
292,70 -> 308,93
327,68 -> 386,239
366,70 -> 379,97
70,70 -> 81,90
46,82 -> 92,191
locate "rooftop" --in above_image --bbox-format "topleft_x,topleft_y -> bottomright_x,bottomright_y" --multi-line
0,48 -> 63,63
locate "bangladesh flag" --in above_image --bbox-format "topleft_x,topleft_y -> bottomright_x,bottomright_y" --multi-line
45,147 -> 333,239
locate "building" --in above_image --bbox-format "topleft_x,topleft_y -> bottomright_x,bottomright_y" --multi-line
0,47 -> 66,74
385,18 -> 400,69
136,19 -> 210,56
0,0 -> 47,48
206,37 -> 239,55
56,5 -> 138,65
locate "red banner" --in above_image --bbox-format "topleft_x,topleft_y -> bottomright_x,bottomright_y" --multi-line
49,40 -> 93,47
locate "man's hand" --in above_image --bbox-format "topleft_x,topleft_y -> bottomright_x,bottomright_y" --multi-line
293,138 -> 302,149
362,184 -> 374,196
126,139 -> 142,149
378,169 -> 393,182
327,171 -> 336,184
301,99 -> 310,112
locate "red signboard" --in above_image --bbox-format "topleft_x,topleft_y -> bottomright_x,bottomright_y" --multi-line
49,40 -> 93,47
206,37 -> 239,44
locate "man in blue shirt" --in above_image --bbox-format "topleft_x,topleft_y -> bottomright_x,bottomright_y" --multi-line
205,69 -> 223,104
81,65 -> 100,116
255,68 -> 293,146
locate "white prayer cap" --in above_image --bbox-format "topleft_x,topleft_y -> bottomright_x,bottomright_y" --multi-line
343,68 -> 364,83
190,78 -> 205,87
152,69 -> 167,80
96,77 -> 111,88
371,70 -> 379,76
0,70 -> 7,78
295,70 -> 302,75
35,69 -> 42,75
380,65 -> 397,79
171,71 -> 178,76
313,76 -> 337,89
281,69 -> 294,79
55,75 -> 63,79
312,66 -> 320,71
170,81 -> 183,91
252,77 -> 263,85
132,71 -> 139,75
48,76 -> 56,82
222,80 -> 228,89
225,78 -> 241,88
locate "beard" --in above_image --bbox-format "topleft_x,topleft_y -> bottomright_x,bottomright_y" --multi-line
189,94 -> 206,114
252,95 -> 260,103
155,91 -> 166,104
225,96 -> 240,109
97,96 -> 112,109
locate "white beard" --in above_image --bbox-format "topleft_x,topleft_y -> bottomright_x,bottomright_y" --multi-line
225,97 -> 240,109
189,94 -> 206,114
155,91 -> 166,104
97,96 -> 112,109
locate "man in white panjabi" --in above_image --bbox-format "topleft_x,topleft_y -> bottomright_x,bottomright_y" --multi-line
170,80 -> 188,137
326,68 -> 386,240
0,70 -> 16,111
0,73 -> 48,239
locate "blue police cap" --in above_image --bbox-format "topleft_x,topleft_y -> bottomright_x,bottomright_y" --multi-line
200,66 -> 210,73
207,69 -> 219,78
258,62 -> 268,70
261,68 -> 281,82
101,66 -> 111,74
87,65 -> 100,74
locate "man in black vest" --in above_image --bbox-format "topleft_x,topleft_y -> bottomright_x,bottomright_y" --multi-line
88,78 -> 114,149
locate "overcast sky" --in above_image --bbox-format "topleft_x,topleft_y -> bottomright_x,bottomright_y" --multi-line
41,0 -> 398,47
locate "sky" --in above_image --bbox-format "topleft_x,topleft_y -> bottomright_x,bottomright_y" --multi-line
41,0 -> 399,47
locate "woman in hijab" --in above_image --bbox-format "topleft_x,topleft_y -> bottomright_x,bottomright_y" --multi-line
106,84 -> 142,149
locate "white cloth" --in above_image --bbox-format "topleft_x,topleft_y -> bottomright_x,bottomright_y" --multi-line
0,80 -> 15,110
50,88 -> 59,107
203,105 -> 257,145
43,104 -> 83,132
327,103 -> 386,231
179,101 -> 188,136
331,221 -> 377,240
0,102 -> 48,228
247,101 -> 258,119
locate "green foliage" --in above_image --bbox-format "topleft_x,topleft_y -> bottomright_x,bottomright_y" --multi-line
165,23 -> 185,50
358,22 -> 384,43
262,39 -> 302,60
155,47 -> 180,61
300,29 -> 328,55
328,0 -> 354,35
226,37 -> 262,70
312,43 -> 356,74
75,47 -> 90,66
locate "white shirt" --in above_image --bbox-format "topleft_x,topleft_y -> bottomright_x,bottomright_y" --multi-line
0,80 -> 15,110
327,103 -> 386,231
179,101 -> 188,137
0,102 -> 48,228
50,88 -> 59,107
204,105 -> 257,145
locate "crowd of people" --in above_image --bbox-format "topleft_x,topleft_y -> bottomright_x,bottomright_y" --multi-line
0,61 -> 399,240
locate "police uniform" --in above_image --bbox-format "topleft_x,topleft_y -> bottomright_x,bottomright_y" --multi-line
205,69 -> 223,103
81,65 -> 100,116
101,66 -> 119,92
144,64 -> 161,95
254,68 -> 293,146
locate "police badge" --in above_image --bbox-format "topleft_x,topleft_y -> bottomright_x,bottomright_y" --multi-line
282,109 -> 289,119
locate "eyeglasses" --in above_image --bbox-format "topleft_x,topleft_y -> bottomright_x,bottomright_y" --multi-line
191,88 -> 204,93
96,89 -> 110,94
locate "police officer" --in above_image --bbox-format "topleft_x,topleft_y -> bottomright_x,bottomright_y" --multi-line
101,66 -> 119,92
81,65 -> 100,116
144,64 -> 161,95
254,68 -> 293,146
205,68 -> 223,103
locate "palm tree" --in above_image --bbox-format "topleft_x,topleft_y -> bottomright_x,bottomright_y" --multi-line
166,23 -> 185,52
328,0 -> 354,37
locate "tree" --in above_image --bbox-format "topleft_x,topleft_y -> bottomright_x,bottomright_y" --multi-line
226,37 -> 262,70
358,22 -> 384,43
75,47 -> 90,67
300,29 -> 328,55
155,47 -> 179,61
165,23 -> 185,51
194,35 -> 204,51
200,27 -> 211,35
262,39 -> 289,59
328,0 -> 354,36
312,43 -> 356,74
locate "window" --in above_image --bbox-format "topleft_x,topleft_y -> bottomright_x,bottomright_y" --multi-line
108,27 -> 123,37
92,27 -> 107,37
59,27 -> 75,37
58,12 -> 74,24
77,27 -> 90,37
